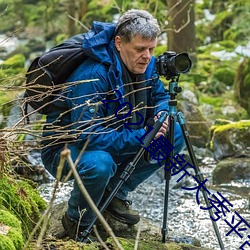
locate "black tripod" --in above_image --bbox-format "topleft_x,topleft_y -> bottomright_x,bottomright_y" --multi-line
161,76 -> 225,249
82,77 -> 225,249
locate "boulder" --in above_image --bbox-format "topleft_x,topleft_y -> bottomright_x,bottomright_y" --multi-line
209,119 -> 250,160
213,157 -> 250,184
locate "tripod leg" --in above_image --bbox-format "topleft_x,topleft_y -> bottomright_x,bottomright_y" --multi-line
177,112 -> 225,250
162,114 -> 175,243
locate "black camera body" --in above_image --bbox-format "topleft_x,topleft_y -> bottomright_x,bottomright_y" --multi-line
156,51 -> 192,79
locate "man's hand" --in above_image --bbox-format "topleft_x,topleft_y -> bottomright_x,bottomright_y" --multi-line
154,111 -> 169,139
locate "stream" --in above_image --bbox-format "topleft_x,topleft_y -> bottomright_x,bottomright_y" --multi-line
38,154 -> 250,250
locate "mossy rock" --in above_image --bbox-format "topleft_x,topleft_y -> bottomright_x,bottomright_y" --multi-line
43,202 -> 211,250
28,237 -> 210,250
0,209 -> 24,250
106,237 -> 210,250
0,174 -> 47,239
209,120 -> 250,160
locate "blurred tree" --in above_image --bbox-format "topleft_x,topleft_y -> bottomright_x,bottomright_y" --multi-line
166,0 -> 196,62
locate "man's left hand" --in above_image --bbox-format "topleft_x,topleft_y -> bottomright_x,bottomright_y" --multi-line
154,112 -> 169,139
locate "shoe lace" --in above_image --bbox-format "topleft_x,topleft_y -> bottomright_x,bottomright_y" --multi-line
123,199 -> 132,209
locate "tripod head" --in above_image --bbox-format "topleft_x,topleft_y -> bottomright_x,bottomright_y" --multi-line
168,76 -> 182,100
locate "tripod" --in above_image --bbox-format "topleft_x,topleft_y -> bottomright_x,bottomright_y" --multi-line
82,76 -> 225,249
161,76 -> 225,249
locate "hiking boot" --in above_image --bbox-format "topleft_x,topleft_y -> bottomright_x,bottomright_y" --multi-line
105,196 -> 140,225
61,213 -> 97,243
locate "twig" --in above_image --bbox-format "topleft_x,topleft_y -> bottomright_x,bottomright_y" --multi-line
134,220 -> 142,250
61,148 -> 124,250
93,225 -> 109,250
22,154 -> 65,249
68,14 -> 89,31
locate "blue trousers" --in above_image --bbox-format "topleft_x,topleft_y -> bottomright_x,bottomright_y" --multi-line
41,123 -> 185,226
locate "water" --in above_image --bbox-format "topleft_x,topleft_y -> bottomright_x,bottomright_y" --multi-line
38,156 -> 250,250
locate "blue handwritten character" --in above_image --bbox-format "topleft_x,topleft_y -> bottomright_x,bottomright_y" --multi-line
200,191 -> 233,221
239,235 -> 250,249
182,175 -> 211,205
224,211 -> 250,239
144,135 -> 174,166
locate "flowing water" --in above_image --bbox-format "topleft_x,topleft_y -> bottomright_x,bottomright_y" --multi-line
38,156 -> 250,250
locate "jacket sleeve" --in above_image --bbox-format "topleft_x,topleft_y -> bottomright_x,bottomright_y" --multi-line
65,61 -> 145,156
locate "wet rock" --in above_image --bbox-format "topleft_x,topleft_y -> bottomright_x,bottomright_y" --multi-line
209,119 -> 250,160
213,157 -> 250,184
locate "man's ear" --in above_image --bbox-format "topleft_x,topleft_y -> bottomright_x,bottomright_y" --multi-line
115,36 -> 122,51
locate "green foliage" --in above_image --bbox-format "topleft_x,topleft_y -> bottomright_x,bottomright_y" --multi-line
234,57 -> 250,115
199,95 -> 224,107
0,209 -> 24,250
0,175 -> 47,239
199,91 -> 248,121
1,54 -> 25,69
0,54 -> 26,84
196,0 -> 250,47
213,67 -> 235,86
0,235 -> 16,250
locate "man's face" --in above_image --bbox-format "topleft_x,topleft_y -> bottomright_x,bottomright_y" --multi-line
115,35 -> 157,74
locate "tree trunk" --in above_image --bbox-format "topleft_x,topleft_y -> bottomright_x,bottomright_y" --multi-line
167,0 -> 196,63
78,0 -> 88,20
67,0 -> 76,36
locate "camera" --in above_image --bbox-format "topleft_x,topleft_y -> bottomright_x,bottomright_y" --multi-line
156,51 -> 192,79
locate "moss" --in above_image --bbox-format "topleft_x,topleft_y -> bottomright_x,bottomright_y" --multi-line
7,228 -> 24,249
199,90 -> 248,121
105,237 -> 206,250
0,54 -> 26,86
235,57 -> 250,115
0,209 -> 21,229
213,120 -> 250,133
199,95 -> 224,107
213,67 -> 235,86
0,235 -> 16,250
0,209 -> 24,249
0,174 -> 47,239
1,54 -> 25,69
209,120 -> 250,151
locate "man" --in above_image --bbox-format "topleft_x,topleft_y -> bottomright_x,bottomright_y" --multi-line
41,9 -> 185,241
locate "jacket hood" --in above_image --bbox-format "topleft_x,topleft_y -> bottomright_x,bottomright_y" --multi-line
82,21 -> 116,65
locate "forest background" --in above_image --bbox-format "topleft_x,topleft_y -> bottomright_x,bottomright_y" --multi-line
0,0 -> 250,124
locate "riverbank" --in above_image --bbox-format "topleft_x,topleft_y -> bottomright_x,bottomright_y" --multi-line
38,154 -> 250,250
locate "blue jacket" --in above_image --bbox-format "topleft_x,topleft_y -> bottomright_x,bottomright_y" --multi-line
44,21 -> 170,156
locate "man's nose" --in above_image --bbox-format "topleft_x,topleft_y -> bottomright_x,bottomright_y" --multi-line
142,49 -> 151,59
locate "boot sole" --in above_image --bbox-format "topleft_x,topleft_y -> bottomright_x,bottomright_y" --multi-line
105,210 -> 140,225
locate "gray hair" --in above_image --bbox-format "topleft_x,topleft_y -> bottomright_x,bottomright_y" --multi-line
115,9 -> 160,43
